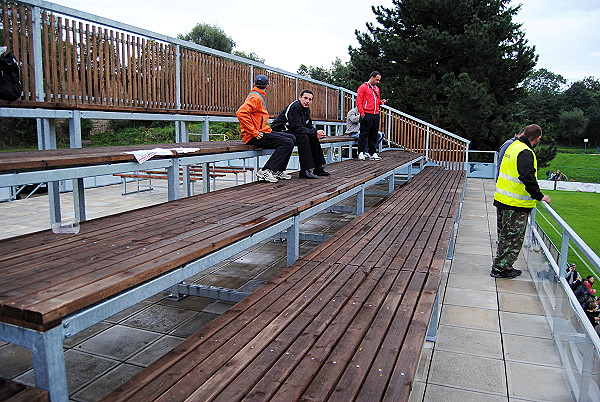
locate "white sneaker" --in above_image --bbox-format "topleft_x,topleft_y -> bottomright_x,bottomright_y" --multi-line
358,152 -> 366,161
257,169 -> 278,183
370,153 -> 381,160
364,152 -> 371,159
274,170 -> 292,180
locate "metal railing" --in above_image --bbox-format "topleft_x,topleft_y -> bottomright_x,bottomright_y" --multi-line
1,0 -> 470,169
527,203 -> 600,401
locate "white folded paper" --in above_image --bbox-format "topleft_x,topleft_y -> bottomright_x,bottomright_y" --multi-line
125,147 -> 200,163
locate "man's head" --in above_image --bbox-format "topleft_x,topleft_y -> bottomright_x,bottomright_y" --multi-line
368,71 -> 382,86
255,74 -> 269,89
587,275 -> 595,285
522,124 -> 542,147
298,89 -> 314,108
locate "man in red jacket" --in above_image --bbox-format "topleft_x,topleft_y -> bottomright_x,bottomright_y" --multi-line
356,71 -> 387,161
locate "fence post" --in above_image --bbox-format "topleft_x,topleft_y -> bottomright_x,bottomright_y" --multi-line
559,228 -> 570,278
425,126 -> 431,161
325,87 -> 328,120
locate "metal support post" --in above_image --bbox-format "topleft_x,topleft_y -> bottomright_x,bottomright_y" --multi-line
32,326 -> 69,402
426,290 -> 441,342
73,178 -> 86,222
167,158 -> 180,201
356,187 -> 365,216
69,111 -> 82,148
202,163 -> 210,193
182,165 -> 192,197
287,215 -> 300,267
175,45 -> 181,110
559,228 -> 570,278
388,174 -> 395,193
201,116 -> 210,142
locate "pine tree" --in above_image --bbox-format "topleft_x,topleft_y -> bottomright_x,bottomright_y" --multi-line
350,0 -> 537,150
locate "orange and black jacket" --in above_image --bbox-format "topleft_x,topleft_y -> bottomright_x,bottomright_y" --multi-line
236,87 -> 271,143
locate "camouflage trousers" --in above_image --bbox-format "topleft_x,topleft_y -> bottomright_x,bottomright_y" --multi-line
492,208 -> 530,273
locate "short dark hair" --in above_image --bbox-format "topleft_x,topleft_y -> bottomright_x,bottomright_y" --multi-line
370,71 -> 381,78
522,124 -> 542,141
586,275 -> 595,281
300,89 -> 313,97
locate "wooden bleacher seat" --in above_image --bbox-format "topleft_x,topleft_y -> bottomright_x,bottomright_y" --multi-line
102,166 -> 465,401
0,378 -> 48,402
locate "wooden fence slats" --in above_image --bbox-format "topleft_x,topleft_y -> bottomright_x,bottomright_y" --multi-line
0,0 -> 467,167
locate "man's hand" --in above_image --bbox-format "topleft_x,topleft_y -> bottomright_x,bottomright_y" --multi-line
542,195 -> 551,204
256,132 -> 264,140
381,99 -> 388,105
316,129 -> 326,140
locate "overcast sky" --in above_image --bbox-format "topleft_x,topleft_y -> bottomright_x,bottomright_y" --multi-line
48,0 -> 599,83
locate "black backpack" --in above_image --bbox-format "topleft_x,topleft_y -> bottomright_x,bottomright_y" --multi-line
0,51 -> 23,101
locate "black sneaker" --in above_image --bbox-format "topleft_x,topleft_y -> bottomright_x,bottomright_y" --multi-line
507,268 -> 522,277
490,270 -> 520,279
299,170 -> 319,179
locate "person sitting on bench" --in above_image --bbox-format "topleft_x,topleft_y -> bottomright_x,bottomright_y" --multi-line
236,74 -> 296,183
271,89 -> 330,179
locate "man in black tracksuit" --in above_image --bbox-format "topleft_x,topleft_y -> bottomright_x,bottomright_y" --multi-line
271,89 -> 330,179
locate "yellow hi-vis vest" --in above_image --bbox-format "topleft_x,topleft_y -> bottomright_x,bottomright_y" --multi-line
494,140 -> 538,208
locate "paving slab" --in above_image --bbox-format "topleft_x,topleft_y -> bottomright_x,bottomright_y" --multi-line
423,383 -> 507,402
506,361 -> 572,401
447,272 -> 497,292
435,325 -> 503,359
498,293 -> 544,315
444,287 -> 498,310
428,350 -> 507,396
440,305 -> 500,332
499,311 -> 553,339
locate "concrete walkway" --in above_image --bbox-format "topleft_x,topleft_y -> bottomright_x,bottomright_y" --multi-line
410,178 -> 572,401
0,176 -> 573,401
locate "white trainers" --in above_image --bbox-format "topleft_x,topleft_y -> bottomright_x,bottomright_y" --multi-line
358,152 -> 366,161
364,152 -> 371,159
274,170 -> 292,180
370,153 -> 381,160
257,169 -> 278,183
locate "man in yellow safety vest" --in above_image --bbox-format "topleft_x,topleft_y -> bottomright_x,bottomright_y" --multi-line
492,124 -> 551,279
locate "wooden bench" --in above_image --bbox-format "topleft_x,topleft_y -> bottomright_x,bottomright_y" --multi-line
0,150 -> 420,401
0,378 -> 48,402
0,136 -> 356,220
103,166 -> 465,401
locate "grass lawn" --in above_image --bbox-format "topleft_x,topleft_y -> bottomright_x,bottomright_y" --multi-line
535,190 -> 600,286
538,152 -> 600,183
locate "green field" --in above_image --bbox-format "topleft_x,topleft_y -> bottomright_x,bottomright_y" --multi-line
538,152 -> 600,183
535,190 -> 600,287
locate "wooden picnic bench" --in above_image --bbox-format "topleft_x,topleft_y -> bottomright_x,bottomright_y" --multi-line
0,150 -> 421,401
103,166 -> 465,401
0,378 -> 49,402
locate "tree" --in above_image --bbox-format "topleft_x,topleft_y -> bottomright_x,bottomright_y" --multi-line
233,50 -> 265,64
349,0 -> 537,150
297,58 -> 356,88
178,23 -> 235,53
558,108 -> 589,146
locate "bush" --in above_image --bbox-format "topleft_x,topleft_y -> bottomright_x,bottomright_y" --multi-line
91,126 -> 175,146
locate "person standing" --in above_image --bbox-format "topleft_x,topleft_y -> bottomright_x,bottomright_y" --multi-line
236,74 -> 296,183
346,107 -> 383,157
271,89 -> 330,179
356,71 -> 387,161
491,124 -> 551,279
496,127 -> 525,181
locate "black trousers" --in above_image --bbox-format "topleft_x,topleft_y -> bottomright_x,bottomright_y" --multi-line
248,131 -> 295,172
358,113 -> 380,154
293,132 -> 326,171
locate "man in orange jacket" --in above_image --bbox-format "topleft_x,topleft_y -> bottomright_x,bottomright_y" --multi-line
236,75 -> 296,183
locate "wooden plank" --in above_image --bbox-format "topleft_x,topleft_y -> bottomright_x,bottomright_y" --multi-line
106,259 -> 341,401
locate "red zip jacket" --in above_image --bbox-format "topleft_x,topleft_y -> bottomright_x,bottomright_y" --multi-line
236,87 -> 272,143
356,82 -> 381,116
